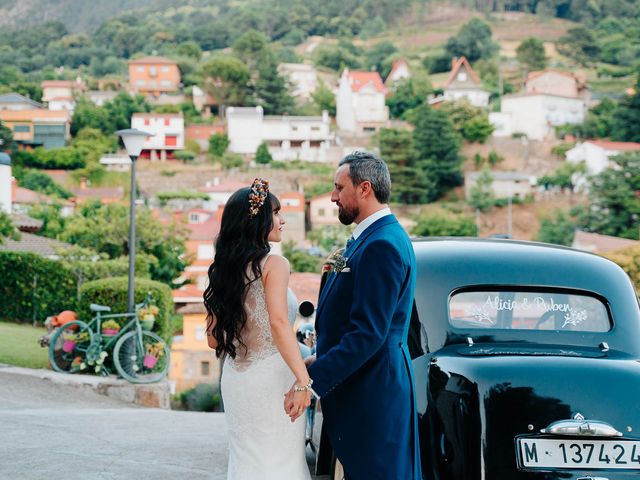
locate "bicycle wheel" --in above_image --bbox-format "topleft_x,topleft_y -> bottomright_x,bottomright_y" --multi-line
49,321 -> 94,373
113,330 -> 170,384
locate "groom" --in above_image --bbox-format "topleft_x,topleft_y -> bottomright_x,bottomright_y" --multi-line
287,151 -> 421,479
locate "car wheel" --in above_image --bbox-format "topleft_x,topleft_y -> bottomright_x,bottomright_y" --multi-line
330,456 -> 344,480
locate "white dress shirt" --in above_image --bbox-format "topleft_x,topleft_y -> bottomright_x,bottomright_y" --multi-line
352,207 -> 392,240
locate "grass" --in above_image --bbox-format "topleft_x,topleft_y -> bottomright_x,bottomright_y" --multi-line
0,321 -> 49,369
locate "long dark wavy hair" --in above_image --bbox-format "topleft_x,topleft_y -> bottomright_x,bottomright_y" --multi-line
203,187 -> 280,359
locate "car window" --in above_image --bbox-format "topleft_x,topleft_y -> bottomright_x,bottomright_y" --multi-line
449,290 -> 611,332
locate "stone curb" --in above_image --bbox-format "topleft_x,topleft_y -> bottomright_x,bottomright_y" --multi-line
0,363 -> 172,408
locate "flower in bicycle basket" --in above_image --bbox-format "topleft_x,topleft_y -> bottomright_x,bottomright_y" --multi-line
138,305 -> 160,318
101,320 -> 121,332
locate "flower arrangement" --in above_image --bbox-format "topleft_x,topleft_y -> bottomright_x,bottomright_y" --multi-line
142,341 -> 166,369
138,305 -> 159,319
101,320 -> 121,336
322,247 -> 348,274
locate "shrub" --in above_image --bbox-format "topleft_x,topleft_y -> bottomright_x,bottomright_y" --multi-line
26,147 -> 86,169
157,191 -> 209,206
208,132 -> 230,157
174,150 -> 196,163
177,383 -> 221,412
78,276 -> 174,341
412,214 -> 478,237
0,252 -> 77,323
255,142 -> 272,164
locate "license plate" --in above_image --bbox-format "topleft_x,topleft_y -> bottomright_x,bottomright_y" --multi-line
518,438 -> 640,469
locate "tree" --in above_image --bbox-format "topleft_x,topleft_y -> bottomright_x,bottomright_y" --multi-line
174,151 -> 196,163
307,225 -> 352,254
412,214 -> 477,237
411,105 -> 463,200
445,18 -> 499,63
59,202 -> 189,285
0,211 -> 20,244
611,73 -> 640,142
603,244 -> 640,290
0,121 -> 17,154
469,168 -> 495,212
282,241 -> 322,273
255,142 -> 273,164
579,97 -> 617,139
209,133 -> 230,157
253,54 -> 294,115
311,81 -> 336,117
363,41 -> 397,77
441,100 -> 494,143
313,45 -> 361,71
379,128 -> 433,204
516,37 -> 548,72
575,152 -> 640,239
536,210 -> 576,246
232,30 -> 270,71
556,27 -> 601,66
386,78 -> 431,119
201,56 -> 250,118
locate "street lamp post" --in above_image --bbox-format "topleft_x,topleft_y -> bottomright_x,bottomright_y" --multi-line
116,128 -> 151,313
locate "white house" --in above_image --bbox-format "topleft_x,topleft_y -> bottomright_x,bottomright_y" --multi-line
336,69 -> 389,134
277,63 -> 318,101
525,69 -> 589,101
226,106 -> 334,162
198,179 -> 250,211
566,140 -> 640,175
41,79 -> 85,113
465,171 -> 537,200
131,112 -> 184,161
442,57 -> 490,108
85,90 -> 118,107
384,59 -> 411,90
99,154 -> 132,172
491,93 -> 586,141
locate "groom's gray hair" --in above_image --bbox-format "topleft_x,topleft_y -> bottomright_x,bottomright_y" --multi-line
339,151 -> 391,204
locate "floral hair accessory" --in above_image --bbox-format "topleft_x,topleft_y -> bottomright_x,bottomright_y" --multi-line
249,178 -> 269,217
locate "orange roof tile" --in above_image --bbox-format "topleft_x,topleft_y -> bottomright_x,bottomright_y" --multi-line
585,140 -> 640,151
444,56 -> 481,88
347,71 -> 386,94
129,56 -> 177,65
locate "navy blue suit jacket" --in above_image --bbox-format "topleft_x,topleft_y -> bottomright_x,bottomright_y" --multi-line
308,214 -> 421,480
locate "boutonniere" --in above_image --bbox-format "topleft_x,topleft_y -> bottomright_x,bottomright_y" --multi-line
323,247 -> 350,274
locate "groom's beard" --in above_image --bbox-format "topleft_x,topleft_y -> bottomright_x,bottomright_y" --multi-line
338,205 -> 359,225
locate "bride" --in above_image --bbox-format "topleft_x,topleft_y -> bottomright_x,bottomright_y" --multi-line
203,178 -> 312,480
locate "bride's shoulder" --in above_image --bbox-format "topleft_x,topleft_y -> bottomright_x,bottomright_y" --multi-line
262,253 -> 290,274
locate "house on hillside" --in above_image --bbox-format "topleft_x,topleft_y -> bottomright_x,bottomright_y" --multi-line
566,140 -> 640,175
278,63 -> 318,102
336,69 -> 389,134
198,179 -> 249,211
41,79 -> 85,112
192,85 -> 218,117
279,192 -> 306,246
131,112 -> 185,161
226,106 -> 333,162
170,303 -> 220,393
572,230 -> 639,253
385,59 -> 411,91
70,178 -> 124,204
440,57 -> 490,108
525,69 -> 589,102
490,93 -> 586,141
0,109 -> 71,150
0,93 -> 44,111
85,90 -> 118,107
185,123 -> 225,152
464,171 -> 537,200
128,56 -> 181,97
309,192 -> 340,229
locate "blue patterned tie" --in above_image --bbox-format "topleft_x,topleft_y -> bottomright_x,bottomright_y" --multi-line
345,235 -> 355,250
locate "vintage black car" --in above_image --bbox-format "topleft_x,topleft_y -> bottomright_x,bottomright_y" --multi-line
311,238 -> 640,480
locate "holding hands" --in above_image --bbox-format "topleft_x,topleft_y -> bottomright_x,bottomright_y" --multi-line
284,376 -> 313,422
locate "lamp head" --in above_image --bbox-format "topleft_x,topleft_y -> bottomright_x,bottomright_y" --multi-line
116,128 -> 152,158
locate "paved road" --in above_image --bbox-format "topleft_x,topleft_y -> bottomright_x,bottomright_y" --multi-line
0,370 -> 324,480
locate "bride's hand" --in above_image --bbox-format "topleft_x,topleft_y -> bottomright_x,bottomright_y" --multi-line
289,389 -> 311,422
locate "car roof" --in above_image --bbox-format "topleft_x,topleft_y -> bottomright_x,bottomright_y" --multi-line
411,238 -> 640,354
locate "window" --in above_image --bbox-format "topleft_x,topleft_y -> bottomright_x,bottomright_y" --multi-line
144,118 -> 150,126
149,66 -> 157,77
13,125 -> 30,133
197,244 -> 214,260
457,71 -> 468,82
165,135 -> 177,147
164,118 -> 170,126
161,66 -> 170,73
136,80 -> 146,86
160,80 -> 171,87
311,126 -> 320,132
201,361 -> 210,376
448,289 -> 611,332
195,325 -> 205,341
318,208 -> 325,217
136,66 -> 145,73
189,213 -> 200,223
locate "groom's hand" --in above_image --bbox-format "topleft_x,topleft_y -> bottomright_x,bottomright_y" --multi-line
283,385 -> 295,415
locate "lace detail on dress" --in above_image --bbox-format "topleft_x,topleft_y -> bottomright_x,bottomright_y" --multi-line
226,256 -> 279,372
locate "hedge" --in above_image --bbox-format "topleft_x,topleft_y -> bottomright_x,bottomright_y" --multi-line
78,276 -> 174,342
0,252 -> 77,323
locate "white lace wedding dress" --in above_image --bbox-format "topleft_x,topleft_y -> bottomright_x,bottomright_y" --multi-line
221,255 -> 311,480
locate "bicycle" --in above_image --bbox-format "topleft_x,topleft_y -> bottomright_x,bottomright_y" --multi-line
48,297 -> 170,384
